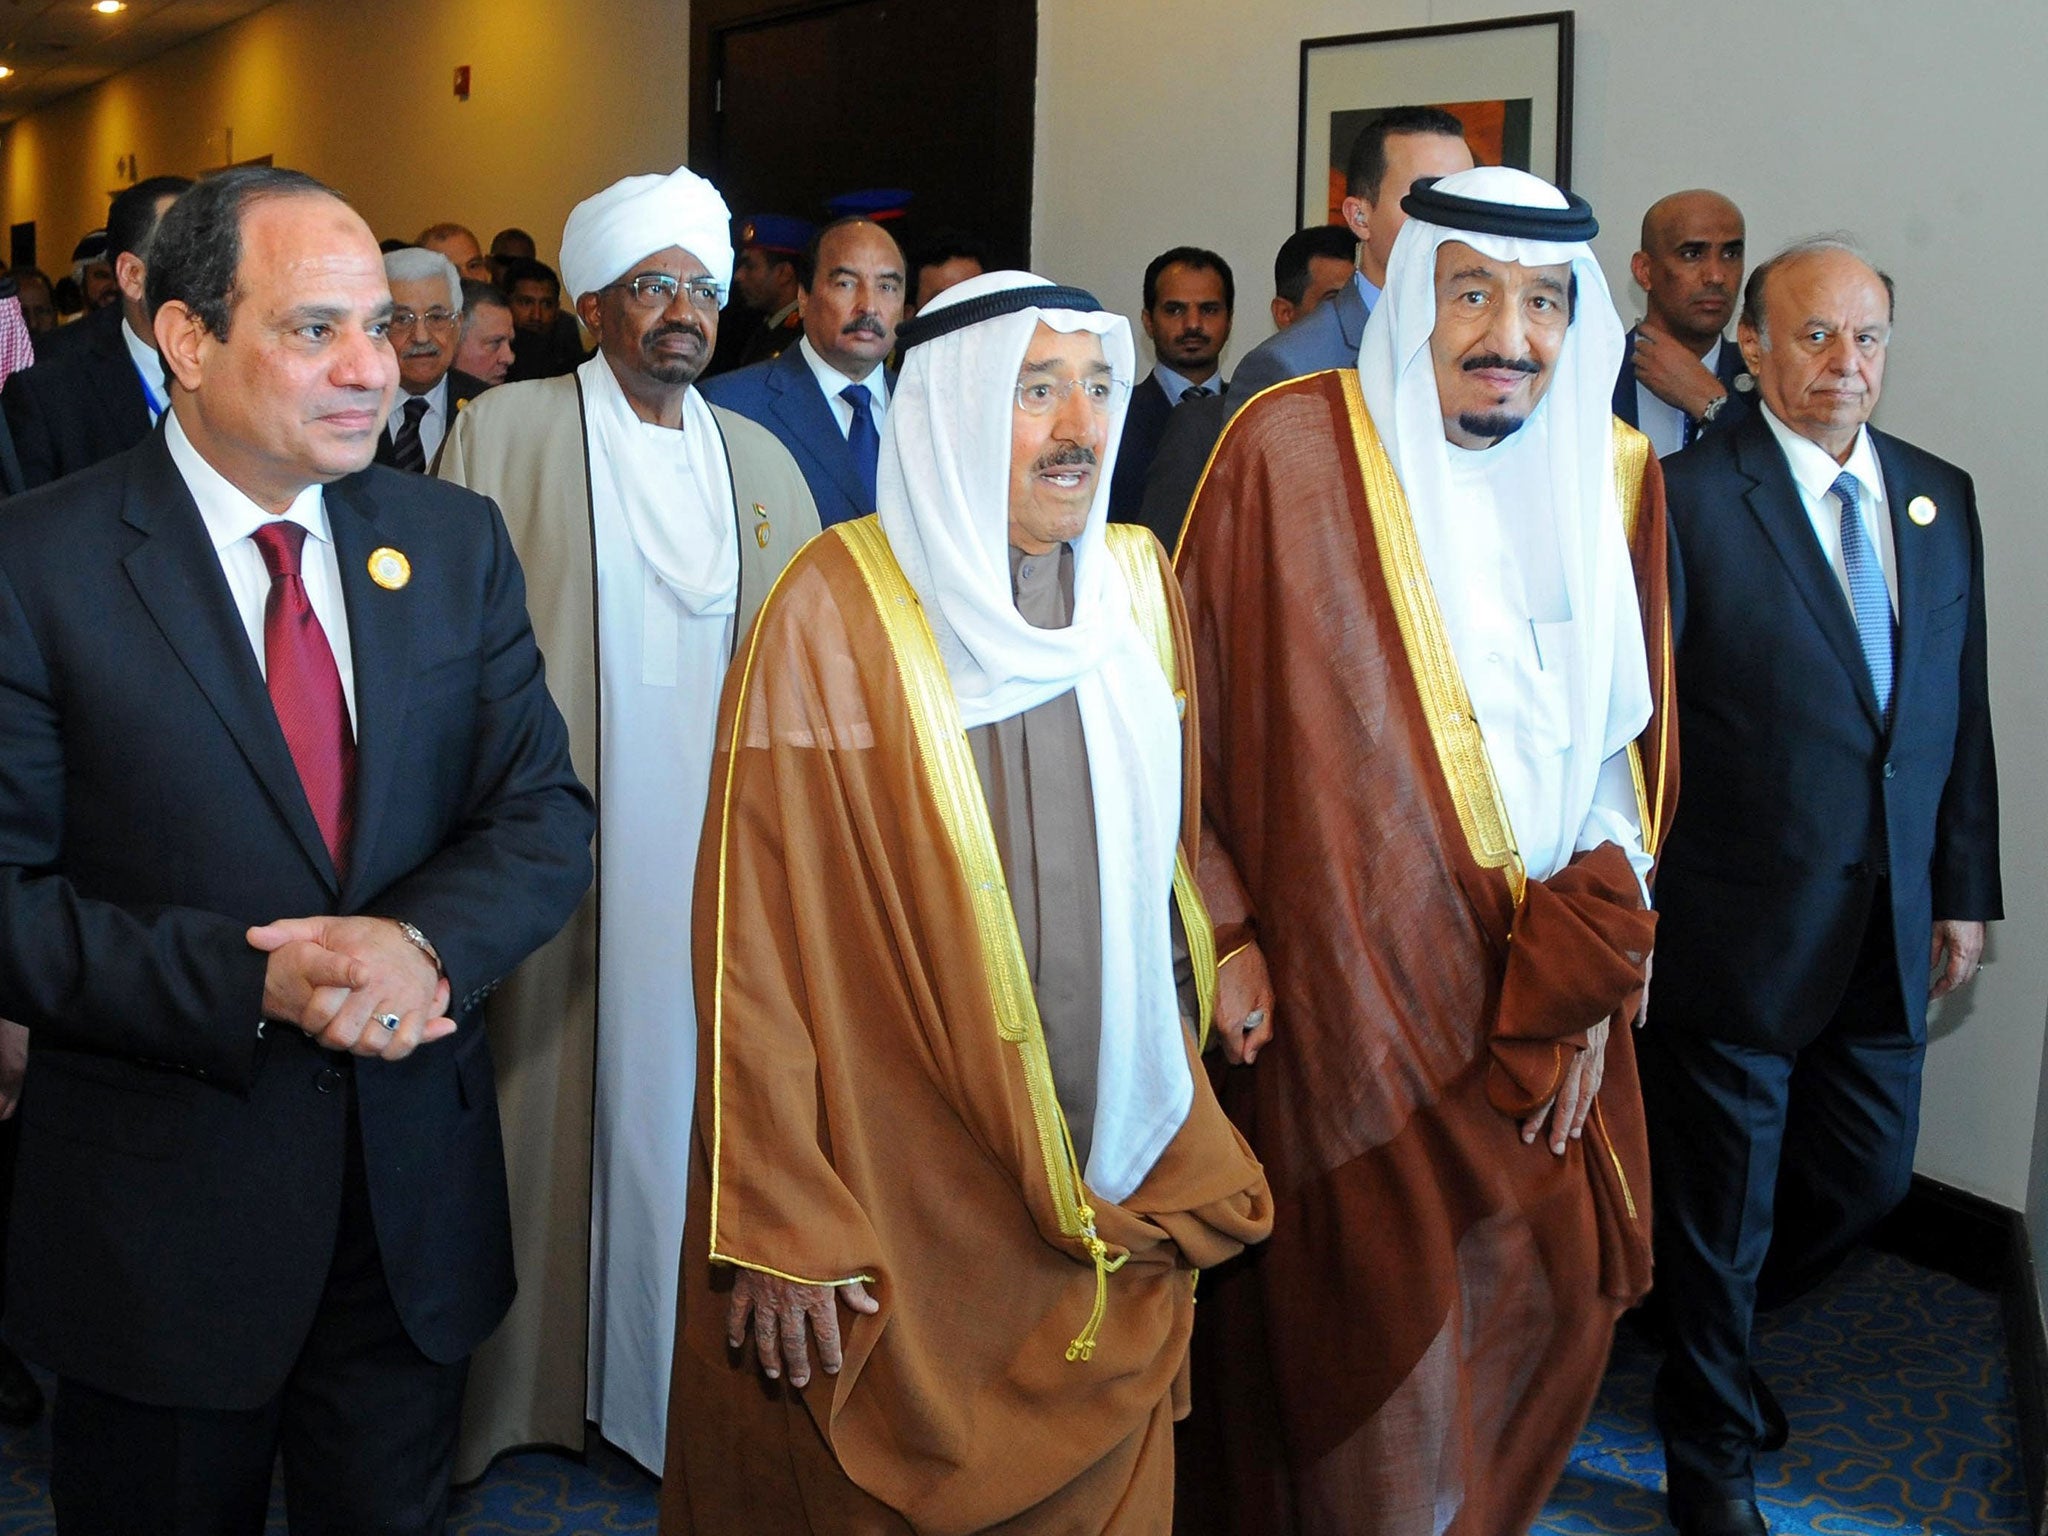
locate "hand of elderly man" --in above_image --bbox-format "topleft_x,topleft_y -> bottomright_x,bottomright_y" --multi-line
728,1270 -> 880,1389
1521,1018 -> 1610,1155
1216,941 -> 1276,1065
1632,324 -> 1725,422
1929,918 -> 1987,1000
248,915 -> 455,1061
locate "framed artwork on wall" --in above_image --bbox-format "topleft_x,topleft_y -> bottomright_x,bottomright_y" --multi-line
1296,11 -> 1574,229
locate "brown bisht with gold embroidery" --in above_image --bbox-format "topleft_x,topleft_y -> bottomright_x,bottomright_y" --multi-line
1173,371 -> 1677,1535
662,519 -> 1272,1535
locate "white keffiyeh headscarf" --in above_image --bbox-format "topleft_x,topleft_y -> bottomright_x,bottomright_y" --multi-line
880,270 -> 1191,1205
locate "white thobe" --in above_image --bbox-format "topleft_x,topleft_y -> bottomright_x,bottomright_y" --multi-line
585,414 -> 736,1475
1432,432 -> 1648,888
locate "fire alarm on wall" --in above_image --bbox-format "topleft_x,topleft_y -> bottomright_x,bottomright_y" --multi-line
453,65 -> 471,100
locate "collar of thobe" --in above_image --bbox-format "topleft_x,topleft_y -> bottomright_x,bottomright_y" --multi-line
879,269 -> 1191,1204
578,353 -> 737,616
1359,164 -> 1652,795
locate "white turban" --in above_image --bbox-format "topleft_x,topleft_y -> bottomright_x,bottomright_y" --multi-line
557,164 -> 733,307
879,269 -> 1192,1205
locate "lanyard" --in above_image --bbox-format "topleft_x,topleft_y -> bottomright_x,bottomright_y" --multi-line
133,354 -> 165,422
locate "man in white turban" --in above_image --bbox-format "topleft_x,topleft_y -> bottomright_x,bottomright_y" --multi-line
437,164 -> 819,1477
658,271 -> 1270,1533
1173,166 -> 1678,1534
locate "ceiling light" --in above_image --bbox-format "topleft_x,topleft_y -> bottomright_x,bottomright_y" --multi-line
92,2 -> 127,14
0,67 -> 13,80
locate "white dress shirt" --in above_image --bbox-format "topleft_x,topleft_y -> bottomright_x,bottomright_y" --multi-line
798,334 -> 889,438
1634,337 -> 1722,461
164,408 -> 358,728
1759,403 -> 1898,618
121,316 -> 166,424
1149,361 -> 1225,405
384,374 -> 450,466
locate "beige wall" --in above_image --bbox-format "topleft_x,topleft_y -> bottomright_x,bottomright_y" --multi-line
1038,0 -> 2048,1210
0,0 -> 689,274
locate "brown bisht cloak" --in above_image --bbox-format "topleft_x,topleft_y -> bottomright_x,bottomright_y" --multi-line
662,518 -> 1273,1535
1172,370 -> 1677,1536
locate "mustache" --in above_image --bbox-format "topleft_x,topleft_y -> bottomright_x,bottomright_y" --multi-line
1462,353 -> 1542,375
1170,332 -> 1211,346
1034,443 -> 1098,472
644,320 -> 706,345
841,314 -> 888,338
400,342 -> 444,359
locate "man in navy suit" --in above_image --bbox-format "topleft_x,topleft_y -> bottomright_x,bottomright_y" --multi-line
0,165 -> 593,1534
1108,245 -> 1232,521
4,175 -> 191,490
700,215 -> 903,528
1614,190 -> 1754,457
1645,239 -> 2000,1536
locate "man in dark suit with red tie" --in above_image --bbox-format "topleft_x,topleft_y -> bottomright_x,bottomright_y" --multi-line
1645,239 -> 2000,1536
0,166 -> 593,1534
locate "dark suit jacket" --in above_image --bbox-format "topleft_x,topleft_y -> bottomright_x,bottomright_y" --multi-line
2,304 -> 153,490
1655,413 -> 2000,1052
373,370 -> 489,472
1611,325 -> 1754,448
699,344 -> 894,529
0,431 -> 594,1409
1109,374 -> 1178,522
1135,276 -> 1374,549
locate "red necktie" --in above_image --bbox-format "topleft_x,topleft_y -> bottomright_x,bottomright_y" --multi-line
252,520 -> 355,875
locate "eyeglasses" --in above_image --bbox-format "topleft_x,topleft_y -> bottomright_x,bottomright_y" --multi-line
1014,375 -> 1129,416
602,273 -> 723,311
389,308 -> 459,334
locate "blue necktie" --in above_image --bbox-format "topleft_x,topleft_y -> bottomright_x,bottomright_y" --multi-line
1834,471 -> 1894,723
841,383 -> 880,505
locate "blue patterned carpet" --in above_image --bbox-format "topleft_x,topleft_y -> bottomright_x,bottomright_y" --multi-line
0,1249 -> 2024,1533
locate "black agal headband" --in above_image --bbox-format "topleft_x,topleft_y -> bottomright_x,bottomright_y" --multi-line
896,284 -> 1106,352
1401,177 -> 1599,243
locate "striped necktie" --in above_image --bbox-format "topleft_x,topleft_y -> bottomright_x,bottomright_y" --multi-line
1833,471 -> 1894,724
390,397 -> 429,474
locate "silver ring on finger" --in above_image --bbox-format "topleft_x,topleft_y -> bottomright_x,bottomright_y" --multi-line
374,1012 -> 401,1033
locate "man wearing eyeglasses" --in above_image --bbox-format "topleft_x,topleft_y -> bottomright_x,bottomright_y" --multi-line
436,164 -> 818,1483
375,248 -> 488,474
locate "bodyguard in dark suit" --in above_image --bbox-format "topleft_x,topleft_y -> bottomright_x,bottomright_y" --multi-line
0,167 -> 593,1534
1645,240 -> 2000,1536
1108,246 -> 1232,521
3,176 -> 192,491
701,215 -> 904,528
1613,190 -> 1755,456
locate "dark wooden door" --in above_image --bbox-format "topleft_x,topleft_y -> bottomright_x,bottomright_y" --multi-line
692,0 -> 1035,268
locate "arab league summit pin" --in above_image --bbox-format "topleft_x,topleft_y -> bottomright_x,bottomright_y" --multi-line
368,547 -> 412,589
1908,496 -> 1938,526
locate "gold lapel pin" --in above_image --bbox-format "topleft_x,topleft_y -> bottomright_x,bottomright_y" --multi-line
368,547 -> 412,590
1908,496 -> 1938,526
753,501 -> 772,550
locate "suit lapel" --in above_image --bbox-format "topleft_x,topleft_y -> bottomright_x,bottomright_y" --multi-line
119,435 -> 340,887
89,313 -> 154,441
768,347 -> 868,510
324,472 -> 412,900
1732,417 -> 1884,728
1337,277 -> 1369,350
1612,328 -> 1639,425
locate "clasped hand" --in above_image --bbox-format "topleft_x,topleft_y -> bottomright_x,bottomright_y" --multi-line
247,915 -> 453,1062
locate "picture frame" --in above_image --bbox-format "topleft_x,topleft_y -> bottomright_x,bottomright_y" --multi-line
1296,12 -> 1574,230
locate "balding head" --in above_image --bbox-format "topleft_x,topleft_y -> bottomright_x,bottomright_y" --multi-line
1630,189 -> 1745,351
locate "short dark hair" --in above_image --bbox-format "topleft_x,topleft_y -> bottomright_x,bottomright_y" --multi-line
500,256 -> 561,298
1274,225 -> 1358,304
107,176 -> 193,263
1740,236 -> 1896,337
8,267 -> 51,298
797,216 -> 904,291
1142,246 -> 1234,314
490,227 -> 536,258
1344,106 -> 1468,201
910,227 -> 992,280
461,277 -> 511,315
144,165 -> 338,339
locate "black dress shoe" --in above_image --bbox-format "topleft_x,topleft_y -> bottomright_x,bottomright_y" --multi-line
1750,1368 -> 1788,1452
1671,1496 -> 1770,1536
0,1341 -> 41,1427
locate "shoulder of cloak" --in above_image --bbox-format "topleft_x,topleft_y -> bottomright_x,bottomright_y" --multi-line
1175,368 -> 1358,565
